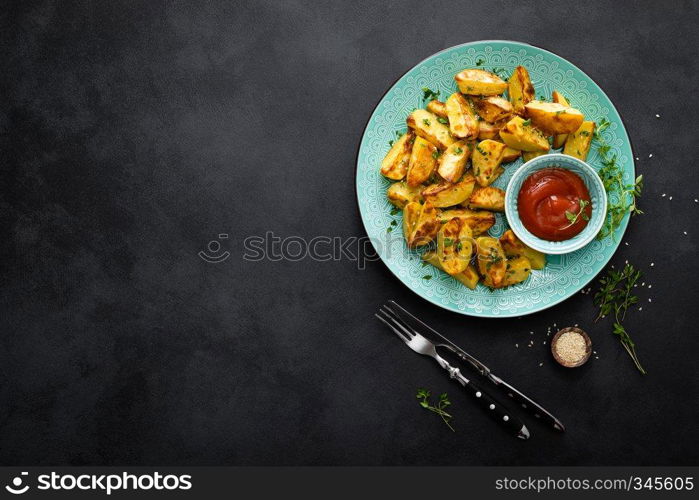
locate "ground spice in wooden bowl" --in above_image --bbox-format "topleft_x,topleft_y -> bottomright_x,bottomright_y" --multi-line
551,327 -> 592,367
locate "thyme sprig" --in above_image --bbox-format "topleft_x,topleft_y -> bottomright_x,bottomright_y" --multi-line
593,118 -> 644,240
562,199 -> 591,229
593,263 -> 646,374
416,388 -> 455,431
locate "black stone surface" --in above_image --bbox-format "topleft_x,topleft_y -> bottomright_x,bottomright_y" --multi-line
1,0 -> 698,465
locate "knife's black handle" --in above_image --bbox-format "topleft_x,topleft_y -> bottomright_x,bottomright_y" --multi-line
445,363 -> 530,439
491,377 -> 565,432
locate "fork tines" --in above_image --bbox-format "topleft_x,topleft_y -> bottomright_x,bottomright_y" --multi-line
376,304 -> 419,343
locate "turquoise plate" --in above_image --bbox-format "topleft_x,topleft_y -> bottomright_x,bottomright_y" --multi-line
356,40 -> 635,317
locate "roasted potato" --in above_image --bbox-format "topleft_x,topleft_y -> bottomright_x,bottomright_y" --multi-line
421,251 -> 480,289
499,229 -> 547,269
422,174 -> 476,207
402,201 -> 421,240
472,139 -> 507,186
455,69 -> 508,96
437,217 -> 473,275
563,121 -> 596,160
502,256 -> 532,287
473,96 -> 512,123
445,93 -> 479,139
501,146 -> 521,163
380,131 -> 414,180
407,202 -> 439,247
551,91 -> 571,148
469,186 -> 506,212
499,116 -> 549,152
478,120 -> 504,140
476,236 -> 507,288
406,136 -> 438,187
525,101 -> 584,135
522,149 -> 548,162
387,181 -> 424,208
437,140 -> 472,182
426,99 -> 447,118
407,109 -> 455,150
508,65 -> 535,115
438,208 -> 496,235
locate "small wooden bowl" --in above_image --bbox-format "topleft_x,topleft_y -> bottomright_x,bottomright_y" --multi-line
550,327 -> 592,368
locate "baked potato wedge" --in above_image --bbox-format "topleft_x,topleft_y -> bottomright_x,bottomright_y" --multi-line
421,251 -> 480,289
502,256 -> 532,287
422,174 -> 476,207
563,121 -> 596,160
387,181 -> 424,208
501,146 -> 521,163
407,202 -> 440,247
407,109 -> 455,150
508,65 -> 535,115
437,217 -> 473,275
522,149 -> 548,162
402,201 -> 422,240
426,99 -> 447,118
445,93 -> 479,139
455,69 -> 508,96
499,116 -> 549,152
380,131 -> 414,180
469,186 -> 506,212
499,229 -> 546,270
478,120 -> 504,140
406,136 -> 438,187
472,139 -> 507,186
551,91 -> 571,148
438,208 -> 496,235
473,96 -> 512,123
437,140 -> 472,182
525,101 -> 584,135
476,236 -> 507,289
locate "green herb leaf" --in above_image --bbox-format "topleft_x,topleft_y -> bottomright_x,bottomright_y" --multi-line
593,263 -> 646,374
416,388 -> 455,432
437,117 -> 448,124
422,275 -> 432,280
422,87 -> 440,102
454,147 -> 463,155
476,58 -> 485,66
423,118 -> 431,126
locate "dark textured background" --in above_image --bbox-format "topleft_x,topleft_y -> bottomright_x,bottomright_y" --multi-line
1,0 -> 698,466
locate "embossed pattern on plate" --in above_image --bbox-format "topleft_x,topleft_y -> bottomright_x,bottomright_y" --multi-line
356,41 -> 634,317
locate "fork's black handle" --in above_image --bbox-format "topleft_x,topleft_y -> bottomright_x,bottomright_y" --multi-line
443,362 -> 530,439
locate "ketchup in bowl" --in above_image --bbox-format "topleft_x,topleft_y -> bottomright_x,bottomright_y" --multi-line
517,167 -> 592,241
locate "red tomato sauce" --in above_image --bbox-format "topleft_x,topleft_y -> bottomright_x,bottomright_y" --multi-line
517,168 -> 592,241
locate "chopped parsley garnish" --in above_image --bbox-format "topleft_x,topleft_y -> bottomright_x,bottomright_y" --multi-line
437,117 -> 448,124
423,118 -> 431,126
432,150 -> 442,159
443,238 -> 454,247
453,147 -> 463,155
422,87 -> 440,101
422,275 -> 432,280
522,119 -> 531,126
